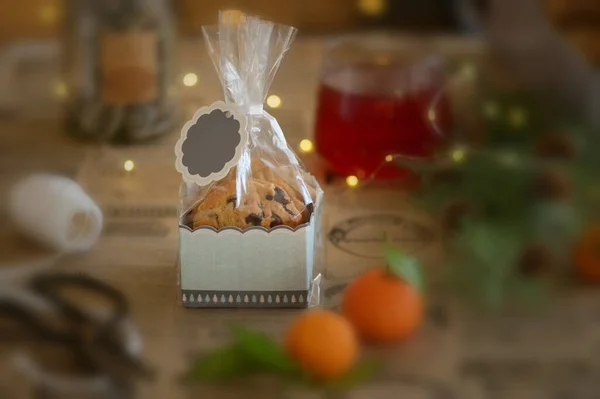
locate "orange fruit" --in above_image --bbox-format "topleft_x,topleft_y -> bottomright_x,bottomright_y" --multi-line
342,267 -> 423,343
574,225 -> 600,282
284,309 -> 358,381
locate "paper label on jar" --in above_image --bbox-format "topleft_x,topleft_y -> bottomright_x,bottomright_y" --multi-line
100,32 -> 158,104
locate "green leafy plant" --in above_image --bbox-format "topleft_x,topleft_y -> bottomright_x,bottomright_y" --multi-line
184,326 -> 379,391
394,89 -> 593,309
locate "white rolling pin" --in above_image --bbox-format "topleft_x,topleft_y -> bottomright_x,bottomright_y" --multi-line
8,174 -> 103,253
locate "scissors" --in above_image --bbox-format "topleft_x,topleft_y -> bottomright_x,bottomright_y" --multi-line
0,272 -> 153,388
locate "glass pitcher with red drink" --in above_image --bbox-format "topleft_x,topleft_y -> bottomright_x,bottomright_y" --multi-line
314,35 -> 452,182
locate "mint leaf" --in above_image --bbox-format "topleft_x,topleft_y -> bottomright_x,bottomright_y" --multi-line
323,360 -> 381,391
185,327 -> 381,389
232,326 -> 299,376
384,245 -> 424,292
186,344 -> 250,382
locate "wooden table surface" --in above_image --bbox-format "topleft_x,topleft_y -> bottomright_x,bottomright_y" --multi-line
2,36 -> 600,399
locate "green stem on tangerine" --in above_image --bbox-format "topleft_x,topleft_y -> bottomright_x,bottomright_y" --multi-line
383,232 -> 395,277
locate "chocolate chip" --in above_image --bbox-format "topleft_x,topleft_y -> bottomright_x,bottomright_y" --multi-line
245,213 -> 263,226
265,194 -> 274,201
301,203 -> 315,223
283,206 -> 296,217
273,187 -> 290,205
270,213 -> 282,228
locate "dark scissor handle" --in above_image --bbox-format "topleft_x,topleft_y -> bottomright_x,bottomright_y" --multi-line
28,273 -> 153,381
0,301 -> 77,344
29,273 -> 129,328
83,326 -> 155,382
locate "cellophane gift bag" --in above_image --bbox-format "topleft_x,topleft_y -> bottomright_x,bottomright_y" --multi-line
174,11 -> 323,308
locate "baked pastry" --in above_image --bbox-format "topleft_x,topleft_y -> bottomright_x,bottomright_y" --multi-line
190,176 -> 312,230
185,157 -> 317,230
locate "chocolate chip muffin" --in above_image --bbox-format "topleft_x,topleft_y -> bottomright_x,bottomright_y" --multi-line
190,177 -> 312,230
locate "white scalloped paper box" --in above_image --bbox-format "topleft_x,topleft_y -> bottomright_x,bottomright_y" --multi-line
178,194 -> 322,308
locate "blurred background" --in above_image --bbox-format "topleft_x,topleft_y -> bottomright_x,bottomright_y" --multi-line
1,0 -> 599,162
1,0 -> 600,42
1,0 -> 600,43
0,0 -> 599,121
0,0 -> 597,35
3,1 -> 600,398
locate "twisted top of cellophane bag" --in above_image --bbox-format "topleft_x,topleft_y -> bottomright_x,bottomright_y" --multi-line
179,11 -> 322,231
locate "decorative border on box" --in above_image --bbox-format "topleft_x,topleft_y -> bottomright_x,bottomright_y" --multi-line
181,290 -> 310,308
178,222 -> 311,234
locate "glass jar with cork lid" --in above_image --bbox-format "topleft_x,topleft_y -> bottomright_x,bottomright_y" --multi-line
63,0 -> 177,144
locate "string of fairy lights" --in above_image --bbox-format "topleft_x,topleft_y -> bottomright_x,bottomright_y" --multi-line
109,64 -> 531,189
54,58 -> 529,190
43,1 -> 531,188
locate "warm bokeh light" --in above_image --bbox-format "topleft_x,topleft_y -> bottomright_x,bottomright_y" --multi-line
299,139 -> 314,153
124,160 -> 135,172
346,175 -> 359,187
40,4 -> 59,24
358,0 -> 387,16
498,151 -> 518,166
54,81 -> 67,98
385,154 -> 394,162
483,101 -> 500,119
183,73 -> 198,87
427,109 -> 436,123
460,63 -> 477,79
507,107 -> 528,128
451,148 -> 466,163
266,95 -> 282,108
374,54 -> 391,66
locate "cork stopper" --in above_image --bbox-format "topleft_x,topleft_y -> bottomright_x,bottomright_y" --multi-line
221,9 -> 246,25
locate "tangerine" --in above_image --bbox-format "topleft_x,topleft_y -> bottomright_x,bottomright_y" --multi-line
574,225 -> 600,283
342,267 -> 423,343
283,309 -> 358,381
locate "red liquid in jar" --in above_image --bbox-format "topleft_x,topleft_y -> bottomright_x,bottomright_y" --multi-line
314,63 -> 451,180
